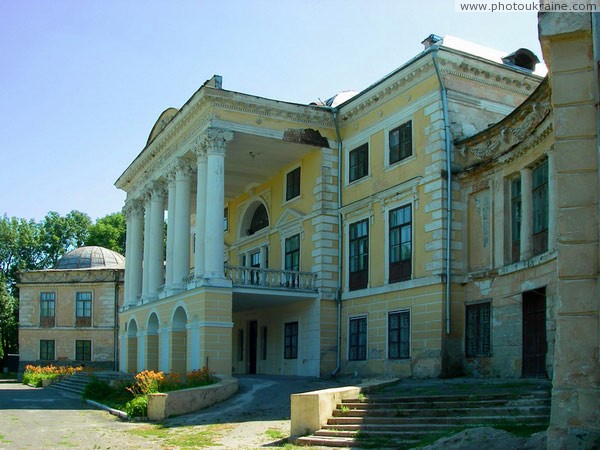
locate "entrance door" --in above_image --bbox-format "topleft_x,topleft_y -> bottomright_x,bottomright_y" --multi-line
522,288 -> 547,377
248,321 -> 258,374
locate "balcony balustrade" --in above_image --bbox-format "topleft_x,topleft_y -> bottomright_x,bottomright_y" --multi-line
225,265 -> 317,291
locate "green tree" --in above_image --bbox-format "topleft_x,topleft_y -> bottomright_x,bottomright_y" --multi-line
85,212 -> 126,254
39,210 -> 92,267
0,277 -> 18,359
0,215 -> 43,295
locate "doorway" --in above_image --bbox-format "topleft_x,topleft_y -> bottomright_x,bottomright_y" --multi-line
522,288 -> 547,378
248,320 -> 258,374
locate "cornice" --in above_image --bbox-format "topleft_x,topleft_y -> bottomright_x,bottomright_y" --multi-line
20,269 -> 124,285
457,80 -> 551,170
339,60 -> 436,121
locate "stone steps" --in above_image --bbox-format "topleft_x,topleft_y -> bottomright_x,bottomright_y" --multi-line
295,389 -> 551,448
48,371 -> 132,396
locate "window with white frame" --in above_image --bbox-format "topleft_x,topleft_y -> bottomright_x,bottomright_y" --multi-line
389,204 -> 412,283
349,143 -> 369,183
286,166 -> 301,201
349,219 -> 369,291
349,316 -> 367,361
388,310 -> 410,359
389,121 -> 412,164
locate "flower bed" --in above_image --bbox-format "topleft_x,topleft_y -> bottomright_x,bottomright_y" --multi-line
22,364 -> 83,387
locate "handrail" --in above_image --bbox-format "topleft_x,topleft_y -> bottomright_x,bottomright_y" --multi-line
224,265 -> 318,291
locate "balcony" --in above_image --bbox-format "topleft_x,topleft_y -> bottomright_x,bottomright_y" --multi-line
224,265 -> 317,292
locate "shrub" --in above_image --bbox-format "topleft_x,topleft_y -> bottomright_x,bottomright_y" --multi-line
185,367 -> 215,387
83,378 -> 113,401
125,395 -> 148,418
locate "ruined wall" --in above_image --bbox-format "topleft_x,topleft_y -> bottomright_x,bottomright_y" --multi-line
540,13 -> 600,449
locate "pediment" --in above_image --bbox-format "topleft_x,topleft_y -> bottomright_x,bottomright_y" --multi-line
275,208 -> 304,229
147,107 -> 179,145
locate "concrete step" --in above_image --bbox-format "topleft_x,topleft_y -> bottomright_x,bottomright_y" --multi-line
325,415 -> 551,428
295,434 -> 420,448
48,371 -> 132,396
333,405 -> 551,418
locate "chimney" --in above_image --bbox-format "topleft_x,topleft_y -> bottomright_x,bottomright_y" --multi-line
421,34 -> 443,50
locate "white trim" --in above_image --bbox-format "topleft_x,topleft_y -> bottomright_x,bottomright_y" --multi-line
341,275 -> 442,301
197,321 -> 234,328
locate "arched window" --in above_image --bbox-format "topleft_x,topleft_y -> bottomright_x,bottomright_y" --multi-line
248,204 -> 269,235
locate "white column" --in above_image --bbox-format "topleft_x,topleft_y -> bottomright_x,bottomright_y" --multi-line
204,128 -> 233,279
137,331 -> 147,371
165,170 -> 177,288
520,167 -> 533,261
173,160 -> 193,288
188,323 -> 200,371
119,331 -> 127,373
260,245 -> 268,284
141,193 -> 152,300
128,202 -> 144,305
547,150 -> 557,250
159,328 -> 170,373
194,147 -> 208,279
148,181 -> 165,297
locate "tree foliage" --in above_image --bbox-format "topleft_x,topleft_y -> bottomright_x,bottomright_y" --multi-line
86,212 -> 126,255
0,276 -> 18,359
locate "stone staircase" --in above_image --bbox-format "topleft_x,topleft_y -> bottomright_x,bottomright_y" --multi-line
295,389 -> 551,448
48,371 -> 133,397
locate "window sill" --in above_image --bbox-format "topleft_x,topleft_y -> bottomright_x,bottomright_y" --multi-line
385,154 -> 416,172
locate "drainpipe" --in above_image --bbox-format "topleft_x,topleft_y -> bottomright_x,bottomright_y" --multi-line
431,48 -> 453,335
331,109 -> 343,377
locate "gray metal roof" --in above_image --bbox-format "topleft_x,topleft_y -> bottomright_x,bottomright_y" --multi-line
54,246 -> 125,270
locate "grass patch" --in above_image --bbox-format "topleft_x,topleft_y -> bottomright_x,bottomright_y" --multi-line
0,434 -> 11,444
128,423 -> 231,448
265,428 -> 286,440
494,423 -> 548,437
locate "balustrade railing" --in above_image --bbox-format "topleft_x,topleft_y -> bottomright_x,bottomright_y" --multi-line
224,265 -> 317,291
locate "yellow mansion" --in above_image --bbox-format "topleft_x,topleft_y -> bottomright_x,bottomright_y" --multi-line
116,34 -> 549,380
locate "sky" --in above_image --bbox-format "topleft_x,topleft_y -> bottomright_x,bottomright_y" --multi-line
0,0 -> 544,223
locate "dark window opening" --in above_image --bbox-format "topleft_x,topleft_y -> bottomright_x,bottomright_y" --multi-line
511,177 -> 522,263
349,317 -> 367,361
284,321 -> 298,359
389,121 -> 412,164
40,340 -> 55,361
349,219 -> 369,291
389,205 -> 412,283
388,311 -> 410,359
248,204 -> 269,235
466,302 -> 491,357
349,144 -> 368,182
76,340 -> 92,361
286,167 -> 301,201
532,160 -> 548,255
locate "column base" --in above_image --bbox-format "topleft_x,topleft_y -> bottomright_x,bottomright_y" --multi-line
187,276 -> 232,289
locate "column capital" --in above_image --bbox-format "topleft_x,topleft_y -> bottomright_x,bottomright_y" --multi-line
150,179 -> 166,199
123,199 -> 144,218
175,157 -> 194,179
205,128 -> 234,156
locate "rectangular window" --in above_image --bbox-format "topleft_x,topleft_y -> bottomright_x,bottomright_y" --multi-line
40,292 -> 56,327
349,144 -> 368,183
388,311 -> 410,359
389,205 -> 412,283
286,167 -> 301,201
285,234 -> 300,272
511,177 -> 522,263
465,303 -> 491,357
532,160 -> 548,255
389,121 -> 412,164
261,326 -> 268,360
40,340 -> 55,361
349,219 -> 369,291
349,317 -> 367,361
76,292 -> 92,327
250,251 -> 261,285
75,340 -> 92,361
284,321 -> 298,359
